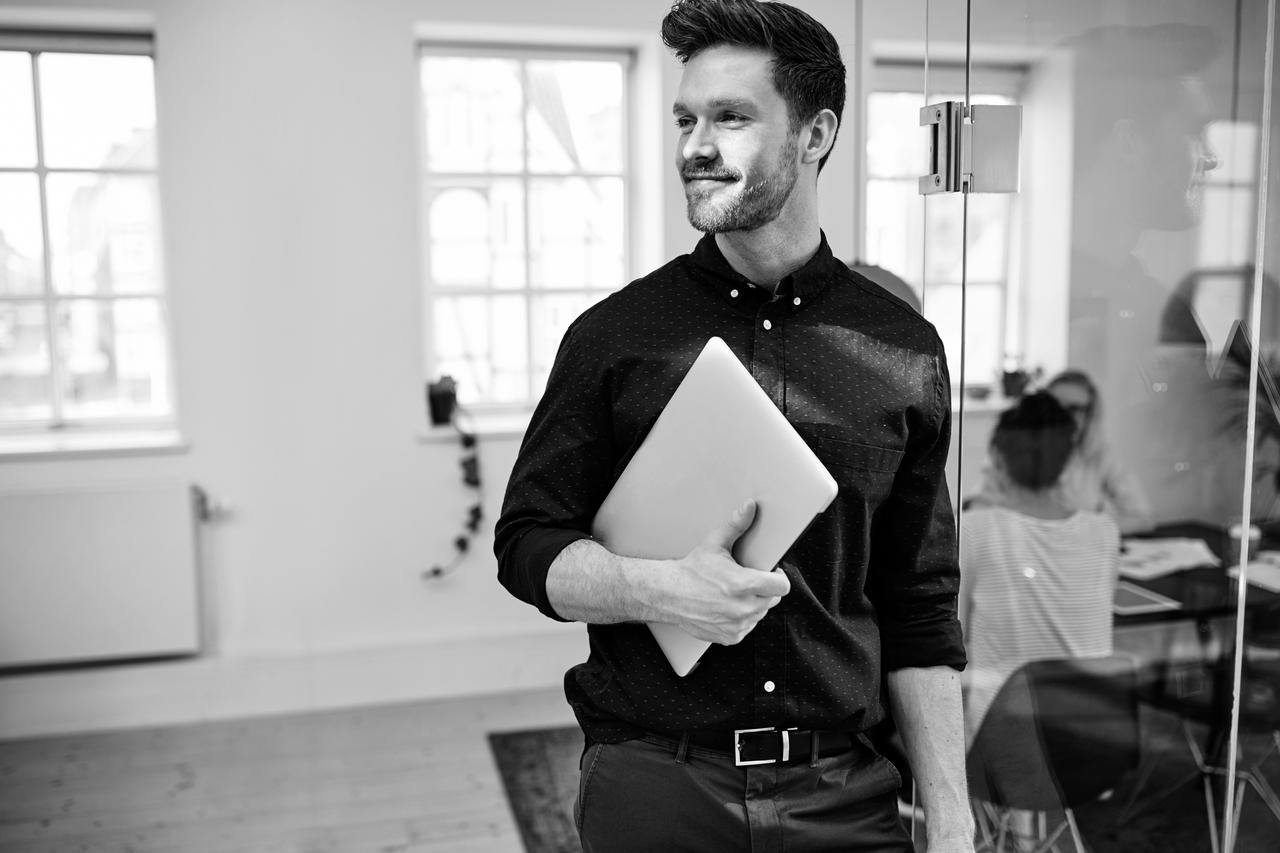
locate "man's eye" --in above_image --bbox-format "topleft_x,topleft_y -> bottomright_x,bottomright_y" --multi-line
675,116 -> 694,130
721,113 -> 746,124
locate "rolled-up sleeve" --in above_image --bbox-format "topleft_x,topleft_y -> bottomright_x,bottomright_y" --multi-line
494,316 -> 616,621
868,339 -> 967,672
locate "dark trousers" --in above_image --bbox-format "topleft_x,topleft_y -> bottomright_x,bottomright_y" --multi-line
575,734 -> 915,852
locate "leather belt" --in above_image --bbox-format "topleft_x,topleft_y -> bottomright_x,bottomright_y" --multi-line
648,726 -> 857,766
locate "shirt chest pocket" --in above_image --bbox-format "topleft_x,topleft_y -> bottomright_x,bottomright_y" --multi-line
801,424 -> 904,506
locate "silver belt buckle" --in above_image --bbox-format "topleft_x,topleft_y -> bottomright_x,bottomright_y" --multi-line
734,726 -> 794,767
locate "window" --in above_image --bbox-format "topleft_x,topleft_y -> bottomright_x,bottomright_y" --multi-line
0,32 -> 172,435
418,44 -> 631,410
863,63 -> 1023,390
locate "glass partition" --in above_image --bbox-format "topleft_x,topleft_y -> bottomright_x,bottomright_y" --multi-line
931,0 -> 1280,849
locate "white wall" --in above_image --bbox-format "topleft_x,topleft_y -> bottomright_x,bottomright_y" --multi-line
0,0 -> 861,738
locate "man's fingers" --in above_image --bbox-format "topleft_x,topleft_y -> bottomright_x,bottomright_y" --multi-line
703,499 -> 758,551
747,567 -> 791,597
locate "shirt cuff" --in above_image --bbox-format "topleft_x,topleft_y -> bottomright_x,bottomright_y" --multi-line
881,620 -> 968,672
510,526 -> 594,622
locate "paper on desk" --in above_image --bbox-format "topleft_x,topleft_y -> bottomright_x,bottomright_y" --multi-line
1228,556 -> 1280,592
1119,538 -> 1221,580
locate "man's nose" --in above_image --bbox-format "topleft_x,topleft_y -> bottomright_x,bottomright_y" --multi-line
681,121 -> 717,164
1199,136 -> 1220,173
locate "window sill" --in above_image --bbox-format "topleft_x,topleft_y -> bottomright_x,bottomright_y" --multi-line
417,411 -> 532,443
0,429 -> 188,461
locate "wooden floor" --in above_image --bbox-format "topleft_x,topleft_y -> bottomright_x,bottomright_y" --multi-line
0,687 -> 576,853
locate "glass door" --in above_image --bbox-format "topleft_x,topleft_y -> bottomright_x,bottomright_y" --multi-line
871,0 -> 1280,849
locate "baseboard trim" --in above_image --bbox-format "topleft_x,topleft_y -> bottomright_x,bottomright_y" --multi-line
0,627 -> 586,740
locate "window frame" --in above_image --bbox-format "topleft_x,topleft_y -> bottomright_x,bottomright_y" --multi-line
863,60 -> 1027,391
417,40 -> 636,415
0,28 -> 176,442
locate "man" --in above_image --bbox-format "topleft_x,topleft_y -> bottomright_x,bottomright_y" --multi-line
495,2 -> 973,850
1064,24 -> 1227,525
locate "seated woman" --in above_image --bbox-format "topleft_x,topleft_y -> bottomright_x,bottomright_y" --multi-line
959,391 -> 1121,744
967,369 -> 1154,534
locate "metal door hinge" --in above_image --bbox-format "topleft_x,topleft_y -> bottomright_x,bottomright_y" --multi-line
919,101 -> 1022,195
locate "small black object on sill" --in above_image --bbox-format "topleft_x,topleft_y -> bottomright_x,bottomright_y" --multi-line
427,375 -> 458,427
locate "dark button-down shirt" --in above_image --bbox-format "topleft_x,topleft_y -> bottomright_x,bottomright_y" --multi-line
495,233 -> 966,744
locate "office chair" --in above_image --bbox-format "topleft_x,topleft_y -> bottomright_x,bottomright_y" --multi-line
1177,638 -> 1280,852
967,655 -> 1140,853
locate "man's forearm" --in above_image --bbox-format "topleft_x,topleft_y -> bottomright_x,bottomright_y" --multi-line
545,538 -> 671,624
887,665 -> 975,852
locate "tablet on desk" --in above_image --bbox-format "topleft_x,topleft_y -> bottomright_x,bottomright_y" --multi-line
1113,580 -> 1182,615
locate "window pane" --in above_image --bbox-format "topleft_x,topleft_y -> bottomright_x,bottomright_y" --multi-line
38,53 -> 156,169
0,51 -> 36,167
957,194 -> 1011,284
923,194 -> 966,286
865,178 -> 923,285
1198,185 -> 1255,267
45,173 -> 164,296
426,181 -> 525,288
529,177 -> 624,288
1207,120 -> 1257,184
0,174 -> 44,295
530,293 -> 608,394
922,283 -> 1002,388
57,297 -> 171,420
421,57 -> 523,173
867,92 -> 928,179
526,59 -> 625,173
0,301 -> 52,421
431,295 -> 527,404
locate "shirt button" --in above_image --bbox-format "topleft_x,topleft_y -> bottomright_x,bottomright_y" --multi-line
793,297 -> 801,306
762,319 -> 772,331
763,680 -> 776,693
1022,567 -> 1037,579
730,289 -> 739,298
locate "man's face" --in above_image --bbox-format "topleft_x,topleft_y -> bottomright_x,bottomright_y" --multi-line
672,44 -> 801,234
1137,77 -> 1219,231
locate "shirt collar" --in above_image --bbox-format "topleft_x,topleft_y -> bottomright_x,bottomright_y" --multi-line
689,231 -> 839,301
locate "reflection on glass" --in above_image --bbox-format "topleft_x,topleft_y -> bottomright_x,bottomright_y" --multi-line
431,295 -> 527,404
44,173 -> 164,297
38,53 -> 156,170
0,174 -> 44,295
427,182 -> 525,288
526,60 -> 625,174
0,301 -> 51,421
528,177 -> 624,288
421,57 -> 523,173
0,51 -> 36,167
56,298 -> 170,420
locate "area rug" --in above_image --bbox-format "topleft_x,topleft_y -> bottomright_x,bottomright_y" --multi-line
488,726 -> 584,853
489,718 -> 1279,853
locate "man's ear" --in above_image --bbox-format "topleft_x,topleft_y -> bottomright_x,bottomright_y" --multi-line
800,108 -> 839,166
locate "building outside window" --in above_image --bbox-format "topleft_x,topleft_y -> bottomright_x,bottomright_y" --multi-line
0,32 -> 171,437
418,44 -> 632,411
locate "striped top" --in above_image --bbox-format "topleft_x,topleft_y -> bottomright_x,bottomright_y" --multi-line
958,506 -> 1120,743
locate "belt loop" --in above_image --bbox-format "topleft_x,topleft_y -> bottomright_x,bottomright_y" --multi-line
675,731 -> 691,764
809,731 -> 820,768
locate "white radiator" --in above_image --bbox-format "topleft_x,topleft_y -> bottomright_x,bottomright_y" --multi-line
0,482 -> 201,669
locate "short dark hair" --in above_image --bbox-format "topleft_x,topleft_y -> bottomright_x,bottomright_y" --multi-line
661,0 -> 846,170
991,392 -> 1077,491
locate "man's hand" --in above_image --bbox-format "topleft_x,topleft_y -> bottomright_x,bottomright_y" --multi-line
655,500 -> 792,645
